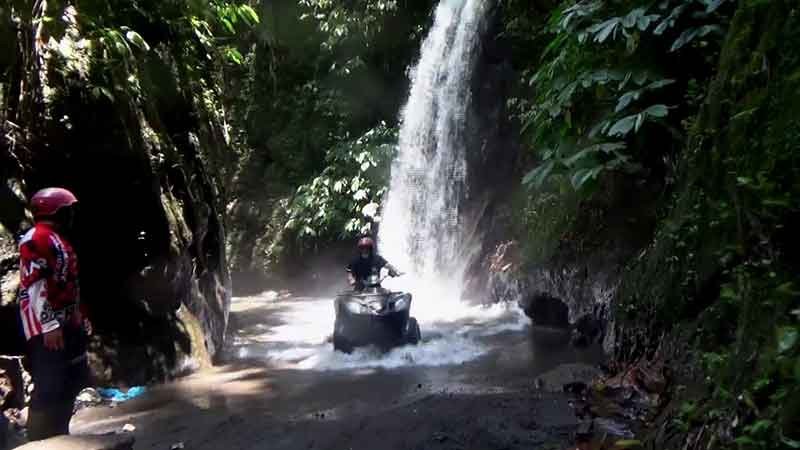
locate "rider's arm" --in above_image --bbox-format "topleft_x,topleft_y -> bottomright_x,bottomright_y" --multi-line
378,257 -> 401,277
345,262 -> 356,285
385,264 -> 400,277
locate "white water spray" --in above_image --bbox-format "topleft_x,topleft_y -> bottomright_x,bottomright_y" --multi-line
378,0 -> 490,307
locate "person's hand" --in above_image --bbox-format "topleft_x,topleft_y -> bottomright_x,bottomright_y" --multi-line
72,310 -> 93,335
347,273 -> 356,286
84,318 -> 93,336
43,328 -> 64,351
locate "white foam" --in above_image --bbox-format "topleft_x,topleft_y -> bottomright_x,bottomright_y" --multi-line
232,294 -> 527,371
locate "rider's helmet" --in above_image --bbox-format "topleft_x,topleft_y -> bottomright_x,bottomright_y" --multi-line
30,187 -> 78,219
357,236 -> 375,252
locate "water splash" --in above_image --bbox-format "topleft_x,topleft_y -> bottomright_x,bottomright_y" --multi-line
232,296 -> 527,371
378,0 -> 490,301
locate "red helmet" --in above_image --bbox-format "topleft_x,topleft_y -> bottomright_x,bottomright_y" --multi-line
30,187 -> 78,218
357,237 -> 375,250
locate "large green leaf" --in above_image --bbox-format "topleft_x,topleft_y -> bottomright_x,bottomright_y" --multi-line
564,148 -> 593,167
615,90 -> 641,112
123,30 -> 150,51
778,327 -> 799,354
654,4 -> 686,35
238,5 -> 261,25
570,166 -> 602,189
644,104 -> 669,118
703,0 -> 727,13
588,17 -> 621,43
522,160 -> 556,189
608,115 -> 637,136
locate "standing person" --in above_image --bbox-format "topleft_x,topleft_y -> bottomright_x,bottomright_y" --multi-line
345,237 -> 402,290
18,187 -> 90,441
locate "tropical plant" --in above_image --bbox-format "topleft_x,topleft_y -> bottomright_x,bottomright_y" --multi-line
509,0 -> 732,191
284,123 -> 397,242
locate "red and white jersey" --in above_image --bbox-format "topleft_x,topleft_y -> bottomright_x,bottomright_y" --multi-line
18,223 -> 81,340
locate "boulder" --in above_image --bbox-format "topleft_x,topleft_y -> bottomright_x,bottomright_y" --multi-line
521,294 -> 570,328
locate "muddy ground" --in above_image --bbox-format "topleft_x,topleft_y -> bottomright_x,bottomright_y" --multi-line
66,295 -> 605,450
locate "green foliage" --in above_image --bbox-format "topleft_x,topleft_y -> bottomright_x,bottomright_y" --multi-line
508,0 -> 732,192
512,179 -> 582,264
612,1 -> 800,448
285,123 -> 397,242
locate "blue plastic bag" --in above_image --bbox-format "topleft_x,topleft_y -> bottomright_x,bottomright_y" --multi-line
97,386 -> 147,402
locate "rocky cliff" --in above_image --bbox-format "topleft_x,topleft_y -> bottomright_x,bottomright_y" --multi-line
1,2 -> 232,383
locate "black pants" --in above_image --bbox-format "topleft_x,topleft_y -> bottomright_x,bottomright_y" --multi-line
25,325 -> 89,441
0,412 -> 7,450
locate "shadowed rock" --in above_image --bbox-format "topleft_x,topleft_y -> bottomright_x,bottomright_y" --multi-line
522,294 -> 569,328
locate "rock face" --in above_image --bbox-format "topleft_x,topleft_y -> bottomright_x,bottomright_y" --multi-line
0,4 -> 231,383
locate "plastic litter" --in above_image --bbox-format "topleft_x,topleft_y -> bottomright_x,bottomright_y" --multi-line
97,386 -> 147,403
171,442 -> 185,449
121,423 -> 136,433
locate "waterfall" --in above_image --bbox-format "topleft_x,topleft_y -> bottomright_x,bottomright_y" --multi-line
378,0 -> 490,300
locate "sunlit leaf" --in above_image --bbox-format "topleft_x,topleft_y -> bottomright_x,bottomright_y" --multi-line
225,47 -> 243,64
783,434 -> 800,449
622,9 -> 642,28
570,166 -> 602,189
635,112 -> 645,132
778,327 -> 799,354
615,90 -> 641,112
644,104 -> 669,118
238,5 -> 261,25
637,14 -> 660,31
522,160 -> 555,189
221,17 -> 235,34
588,18 -> 621,43
647,79 -> 676,90
564,148 -> 593,167
608,115 -> 637,137
704,0 -> 727,13
654,4 -> 686,35
362,202 -> 379,218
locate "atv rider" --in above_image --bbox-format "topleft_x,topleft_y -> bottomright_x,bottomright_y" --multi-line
346,237 -> 401,290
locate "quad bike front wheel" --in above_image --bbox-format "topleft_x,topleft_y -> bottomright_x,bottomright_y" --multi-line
333,317 -> 354,353
333,334 -> 354,353
405,317 -> 421,345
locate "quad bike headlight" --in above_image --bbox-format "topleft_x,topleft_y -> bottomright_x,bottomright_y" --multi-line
393,297 -> 409,311
345,300 -> 369,315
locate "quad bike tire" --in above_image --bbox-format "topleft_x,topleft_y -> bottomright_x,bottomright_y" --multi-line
333,334 -> 354,353
406,317 -> 421,345
333,318 -> 354,353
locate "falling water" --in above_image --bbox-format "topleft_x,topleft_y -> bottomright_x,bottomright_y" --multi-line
378,0 -> 490,300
